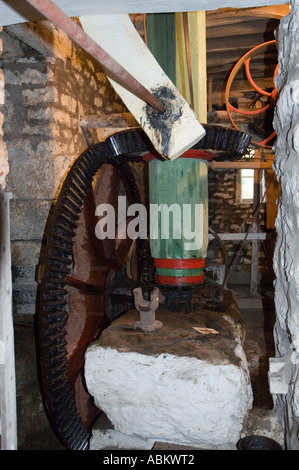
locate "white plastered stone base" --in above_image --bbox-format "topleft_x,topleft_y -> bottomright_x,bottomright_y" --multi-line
85,338 -> 252,449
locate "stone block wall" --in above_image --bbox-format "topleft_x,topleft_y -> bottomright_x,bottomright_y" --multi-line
1,23 -> 124,317
208,167 -> 267,281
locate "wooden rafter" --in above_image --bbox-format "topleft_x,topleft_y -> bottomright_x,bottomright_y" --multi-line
206,5 -> 290,21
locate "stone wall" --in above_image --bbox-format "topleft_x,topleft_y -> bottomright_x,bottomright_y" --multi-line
272,0 -> 299,450
1,23 -> 124,317
0,22 -> 127,449
208,167 -> 268,282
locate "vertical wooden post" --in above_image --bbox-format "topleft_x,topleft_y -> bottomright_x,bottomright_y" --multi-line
175,11 -> 207,123
250,150 -> 261,296
188,11 -> 207,123
0,190 -> 17,450
175,12 -> 189,103
146,13 -> 176,84
208,77 -> 213,113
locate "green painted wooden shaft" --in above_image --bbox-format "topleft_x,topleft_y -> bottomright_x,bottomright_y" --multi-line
146,13 -> 176,85
149,157 -> 208,282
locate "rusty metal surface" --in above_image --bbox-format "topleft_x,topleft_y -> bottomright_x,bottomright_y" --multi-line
133,286 -> 163,331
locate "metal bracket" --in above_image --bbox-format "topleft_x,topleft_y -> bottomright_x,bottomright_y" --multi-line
133,286 -> 162,332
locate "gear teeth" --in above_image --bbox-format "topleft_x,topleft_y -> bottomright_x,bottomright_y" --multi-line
107,127 -> 152,158
67,185 -> 86,204
43,310 -> 67,321
47,257 -> 71,269
104,127 -> 251,160
46,263 -> 70,274
46,365 -> 68,383
50,243 -> 73,255
195,124 -> 251,156
55,223 -> 75,237
53,231 -> 74,245
62,195 -> 82,213
72,172 -> 90,189
57,212 -> 78,229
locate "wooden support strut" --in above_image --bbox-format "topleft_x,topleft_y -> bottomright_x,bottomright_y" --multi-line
182,12 -> 194,111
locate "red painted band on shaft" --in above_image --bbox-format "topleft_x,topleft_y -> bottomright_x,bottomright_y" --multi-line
154,258 -> 205,269
157,274 -> 205,285
143,150 -> 214,161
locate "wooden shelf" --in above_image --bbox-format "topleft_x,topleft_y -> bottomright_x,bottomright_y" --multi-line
210,160 -> 273,169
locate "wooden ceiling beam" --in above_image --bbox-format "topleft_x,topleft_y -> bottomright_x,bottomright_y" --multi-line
207,49 -> 277,67
210,89 -> 274,106
206,5 -> 290,22
0,1 -> 290,27
206,18 -> 279,39
212,76 -> 275,92
208,63 -> 277,79
206,14 -> 278,27
208,74 -> 276,89
207,31 -> 276,53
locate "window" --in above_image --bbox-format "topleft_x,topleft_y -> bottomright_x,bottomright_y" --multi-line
236,148 -> 266,204
241,169 -> 254,202
237,168 -> 266,204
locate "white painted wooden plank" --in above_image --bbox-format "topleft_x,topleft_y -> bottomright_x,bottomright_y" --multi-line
80,14 -> 205,160
0,0 -> 289,27
0,190 -> 17,450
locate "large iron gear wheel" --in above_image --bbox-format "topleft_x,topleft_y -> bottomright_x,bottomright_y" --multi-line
36,135 -> 150,450
36,127 -> 251,450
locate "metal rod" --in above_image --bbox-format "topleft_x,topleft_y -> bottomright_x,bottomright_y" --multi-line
24,0 -> 166,114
